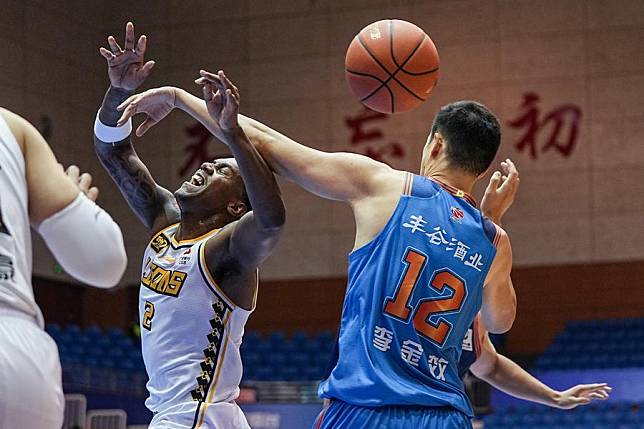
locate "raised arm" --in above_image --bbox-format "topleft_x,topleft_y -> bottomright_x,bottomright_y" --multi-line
94,22 -> 179,233
481,232 -> 516,333
470,325 -> 611,409
477,159 -> 519,333
200,72 -> 285,268
117,79 -> 395,204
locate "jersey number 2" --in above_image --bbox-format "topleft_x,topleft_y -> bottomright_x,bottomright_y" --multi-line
142,301 -> 155,331
384,248 -> 466,346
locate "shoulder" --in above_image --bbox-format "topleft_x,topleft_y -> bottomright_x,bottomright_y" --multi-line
481,216 -> 507,249
0,108 -> 27,152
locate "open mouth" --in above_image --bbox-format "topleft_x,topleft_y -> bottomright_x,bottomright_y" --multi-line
189,171 -> 206,187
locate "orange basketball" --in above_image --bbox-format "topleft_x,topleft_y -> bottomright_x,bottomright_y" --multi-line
345,19 -> 440,114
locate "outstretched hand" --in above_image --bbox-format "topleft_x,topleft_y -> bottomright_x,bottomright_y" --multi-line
554,383 -> 611,409
195,70 -> 240,132
115,87 -> 176,137
480,158 -> 519,226
99,22 -> 155,92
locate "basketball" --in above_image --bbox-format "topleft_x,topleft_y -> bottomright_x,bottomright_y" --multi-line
345,19 -> 440,114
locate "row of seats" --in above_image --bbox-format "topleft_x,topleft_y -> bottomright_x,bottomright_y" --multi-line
483,403 -> 643,428
535,318 -> 644,370
47,324 -> 335,382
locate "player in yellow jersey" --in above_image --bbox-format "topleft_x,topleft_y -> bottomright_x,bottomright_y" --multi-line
94,23 -> 285,428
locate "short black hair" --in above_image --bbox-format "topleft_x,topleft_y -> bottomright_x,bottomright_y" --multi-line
429,101 -> 501,176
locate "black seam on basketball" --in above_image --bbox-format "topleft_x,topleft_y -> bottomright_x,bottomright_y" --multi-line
346,68 -> 395,112
357,29 -> 427,106
400,66 -> 440,76
345,68 -> 388,85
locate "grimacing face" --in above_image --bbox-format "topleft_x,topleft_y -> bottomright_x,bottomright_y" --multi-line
174,158 -> 244,210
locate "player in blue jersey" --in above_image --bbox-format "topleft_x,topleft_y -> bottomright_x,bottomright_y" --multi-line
118,72 -> 518,428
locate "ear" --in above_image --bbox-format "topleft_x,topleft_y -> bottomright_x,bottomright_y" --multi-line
430,132 -> 444,158
227,200 -> 247,218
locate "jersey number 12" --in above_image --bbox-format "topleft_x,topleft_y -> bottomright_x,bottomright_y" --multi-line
384,248 -> 466,346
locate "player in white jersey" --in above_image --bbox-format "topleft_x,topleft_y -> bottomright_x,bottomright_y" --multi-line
0,107 -> 127,429
94,23 -> 285,428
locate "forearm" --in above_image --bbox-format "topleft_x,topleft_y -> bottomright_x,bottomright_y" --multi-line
222,127 -> 285,230
174,88 -> 303,179
99,86 -> 134,126
479,354 -> 560,407
94,87 -> 173,231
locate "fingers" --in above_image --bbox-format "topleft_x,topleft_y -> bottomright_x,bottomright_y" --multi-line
498,158 -> 519,193
198,69 -> 223,86
218,70 -> 240,100
135,34 -> 147,56
78,172 -> 93,193
141,60 -> 156,77
117,100 -> 139,125
87,187 -> 99,202
117,94 -> 138,112
202,83 -> 216,102
136,117 -> 158,137
587,392 -> 609,400
107,36 -> 122,54
124,21 -> 135,51
66,165 -> 80,182
99,47 -> 114,61
484,171 -> 502,194
223,89 -> 239,117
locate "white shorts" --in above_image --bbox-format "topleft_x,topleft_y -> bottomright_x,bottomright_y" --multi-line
0,307 -> 64,429
149,401 -> 250,429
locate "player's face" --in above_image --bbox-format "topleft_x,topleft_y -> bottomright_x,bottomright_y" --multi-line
175,158 -> 244,210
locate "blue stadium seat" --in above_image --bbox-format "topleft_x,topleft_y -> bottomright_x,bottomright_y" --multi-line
46,323 -> 62,336
254,366 -> 273,380
245,331 -> 261,344
267,331 -> 285,345
268,352 -> 287,366
65,324 -> 81,335
281,341 -> 297,354
242,351 -> 261,367
85,325 -> 102,337
291,330 -> 308,345
304,365 -> 323,380
255,340 -> 272,355
106,327 -> 126,339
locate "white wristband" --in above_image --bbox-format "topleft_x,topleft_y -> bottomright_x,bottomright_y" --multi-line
94,111 -> 132,143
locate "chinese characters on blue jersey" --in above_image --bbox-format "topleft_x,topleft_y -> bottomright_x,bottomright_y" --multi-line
402,214 -> 485,272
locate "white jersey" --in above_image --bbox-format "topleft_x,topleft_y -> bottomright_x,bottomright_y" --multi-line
0,114 -> 43,328
140,223 -> 255,425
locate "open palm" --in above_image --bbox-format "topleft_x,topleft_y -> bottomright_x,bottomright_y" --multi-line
99,22 -> 155,91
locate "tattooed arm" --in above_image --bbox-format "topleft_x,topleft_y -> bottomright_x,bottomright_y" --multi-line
94,22 -> 179,233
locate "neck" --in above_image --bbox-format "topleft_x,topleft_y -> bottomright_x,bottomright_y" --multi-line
421,163 -> 476,194
175,211 -> 231,241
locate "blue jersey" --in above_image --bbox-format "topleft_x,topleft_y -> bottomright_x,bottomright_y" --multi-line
319,173 -> 500,417
458,315 -> 483,379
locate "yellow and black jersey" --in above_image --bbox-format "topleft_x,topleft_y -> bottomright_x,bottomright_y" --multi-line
140,223 -> 255,422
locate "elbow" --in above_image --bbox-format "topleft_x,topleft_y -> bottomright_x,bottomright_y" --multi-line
258,211 -> 286,234
487,306 -> 516,334
91,244 -> 128,289
255,201 -> 286,233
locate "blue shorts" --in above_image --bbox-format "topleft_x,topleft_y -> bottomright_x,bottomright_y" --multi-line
312,400 -> 472,429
